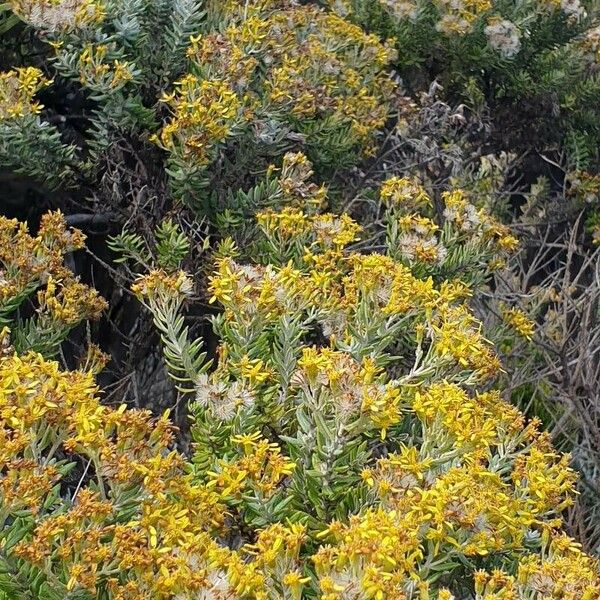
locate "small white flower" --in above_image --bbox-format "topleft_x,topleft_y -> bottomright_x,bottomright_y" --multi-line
178,274 -> 194,297
312,217 -> 343,247
332,0 -> 350,17
398,232 -> 419,261
414,222 -> 431,235
464,204 -> 481,229
329,568 -> 363,597
236,264 -> 264,292
443,207 -> 458,222
374,278 -> 393,305
187,569 -> 236,599
322,60 -> 341,75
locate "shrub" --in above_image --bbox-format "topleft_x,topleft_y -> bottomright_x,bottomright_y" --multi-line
0,350 -> 227,599
153,0 -> 398,209
332,0 -> 600,165
1,206 -> 598,598
0,211 -> 105,357
1,0 -> 599,594
480,218 -> 600,553
114,163 -> 598,598
0,68 -> 76,188
4,0 -> 203,183
2,0 -> 397,214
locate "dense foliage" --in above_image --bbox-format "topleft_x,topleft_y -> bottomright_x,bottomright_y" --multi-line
0,0 -> 599,598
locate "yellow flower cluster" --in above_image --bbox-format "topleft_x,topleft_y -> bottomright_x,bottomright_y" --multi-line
230,522 -> 308,599
0,211 -> 105,335
77,43 -> 136,90
210,206 -> 502,384
314,423 -> 580,597
270,151 -> 328,210
513,433 -> 577,515
516,534 -> 600,599
411,382 -> 524,454
434,0 -> 492,34
132,268 -> 193,302
0,67 -> 50,120
0,351 -> 234,598
10,0 -> 105,32
207,257 -> 315,321
152,76 -> 244,165
156,0 -> 397,170
442,188 -> 519,249
382,177 -> 519,272
295,348 -> 403,435
431,304 -> 502,380
502,306 -> 535,340
474,534 -> 600,599
314,508 -> 423,599
37,275 -> 106,326
396,213 -> 445,263
0,211 -> 83,289
380,176 -> 431,209
257,208 -> 362,251
208,432 -> 295,499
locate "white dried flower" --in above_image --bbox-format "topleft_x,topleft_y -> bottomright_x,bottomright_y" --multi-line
211,393 -> 237,421
175,568 -> 234,599
436,14 -> 470,35
380,0 -> 419,21
178,274 -> 194,297
484,19 -> 521,58
436,243 -> 448,264
195,374 -> 237,420
320,311 -> 347,339
16,0 -> 101,32
331,0 -> 350,17
194,373 -> 213,407
312,216 -> 349,248
227,380 -> 255,410
561,0 -> 586,21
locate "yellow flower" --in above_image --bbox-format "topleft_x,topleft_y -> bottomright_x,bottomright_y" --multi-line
0,68 -> 50,120
380,176 -> 431,208
235,355 -> 272,385
361,383 -> 402,438
502,306 -> 535,340
38,276 -> 107,326
516,534 -> 600,598
156,0 -> 396,173
257,207 -> 312,238
282,570 -> 311,599
132,269 -> 193,301
10,0 -> 105,31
